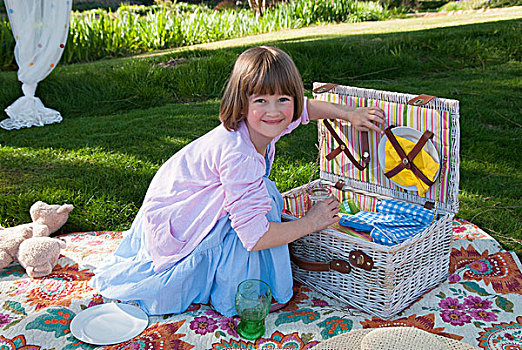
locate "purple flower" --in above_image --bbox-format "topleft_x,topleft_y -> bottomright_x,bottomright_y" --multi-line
312,298 -> 329,307
448,274 -> 461,283
87,294 -> 104,308
453,226 -> 467,233
441,309 -> 472,326
438,297 -> 465,310
463,295 -> 493,310
204,308 -> 223,318
0,313 -> 11,326
467,260 -> 492,274
219,316 -> 239,337
468,309 -> 498,322
190,316 -> 218,335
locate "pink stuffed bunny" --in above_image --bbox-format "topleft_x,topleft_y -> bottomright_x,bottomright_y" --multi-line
0,201 -> 73,277
18,237 -> 67,278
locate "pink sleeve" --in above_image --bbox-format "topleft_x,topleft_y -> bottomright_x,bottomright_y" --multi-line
220,152 -> 271,250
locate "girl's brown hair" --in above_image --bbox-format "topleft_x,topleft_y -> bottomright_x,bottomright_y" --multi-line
219,46 -> 304,131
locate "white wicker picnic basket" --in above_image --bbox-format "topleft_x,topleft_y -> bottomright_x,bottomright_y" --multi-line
282,83 -> 460,319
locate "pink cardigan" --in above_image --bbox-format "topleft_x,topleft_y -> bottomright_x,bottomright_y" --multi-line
142,102 -> 310,273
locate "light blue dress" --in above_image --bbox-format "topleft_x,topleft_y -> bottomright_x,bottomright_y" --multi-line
89,151 -> 293,316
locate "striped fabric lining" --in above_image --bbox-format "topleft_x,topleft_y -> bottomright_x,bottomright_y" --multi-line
282,182 -> 380,219
315,92 -> 451,206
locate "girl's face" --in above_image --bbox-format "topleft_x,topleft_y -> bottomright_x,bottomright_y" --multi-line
245,93 -> 294,155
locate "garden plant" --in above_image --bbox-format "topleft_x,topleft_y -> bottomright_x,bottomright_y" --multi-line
0,0 -> 397,69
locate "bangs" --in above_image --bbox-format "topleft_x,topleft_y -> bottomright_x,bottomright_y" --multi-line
245,51 -> 299,98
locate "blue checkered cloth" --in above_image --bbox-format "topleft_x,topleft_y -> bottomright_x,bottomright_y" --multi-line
338,199 -> 434,246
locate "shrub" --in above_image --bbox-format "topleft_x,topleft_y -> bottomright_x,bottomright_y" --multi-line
0,0 -> 395,69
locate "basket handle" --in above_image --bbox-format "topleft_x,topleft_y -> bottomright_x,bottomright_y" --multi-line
290,250 -> 351,274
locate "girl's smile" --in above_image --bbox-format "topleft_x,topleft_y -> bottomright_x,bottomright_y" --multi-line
245,93 -> 294,155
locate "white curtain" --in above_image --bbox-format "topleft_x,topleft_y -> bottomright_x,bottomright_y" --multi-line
1,0 -> 72,130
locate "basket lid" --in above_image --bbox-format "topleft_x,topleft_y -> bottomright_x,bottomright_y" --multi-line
313,83 -> 460,215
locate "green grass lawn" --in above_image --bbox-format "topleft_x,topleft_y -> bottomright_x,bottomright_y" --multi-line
0,8 -> 521,257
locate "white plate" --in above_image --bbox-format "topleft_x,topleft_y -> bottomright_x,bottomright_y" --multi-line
378,126 -> 440,192
70,303 -> 148,345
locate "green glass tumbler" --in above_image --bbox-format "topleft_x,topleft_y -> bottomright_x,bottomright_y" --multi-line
235,279 -> 271,340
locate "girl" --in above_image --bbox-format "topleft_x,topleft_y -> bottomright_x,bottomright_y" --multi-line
90,46 -> 384,316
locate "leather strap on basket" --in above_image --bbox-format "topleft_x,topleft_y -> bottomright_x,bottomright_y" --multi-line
407,94 -> 435,106
384,126 -> 435,187
323,119 -> 370,171
312,83 -> 338,94
290,250 -> 351,274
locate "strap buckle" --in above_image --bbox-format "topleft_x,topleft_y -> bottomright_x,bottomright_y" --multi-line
384,126 -> 435,187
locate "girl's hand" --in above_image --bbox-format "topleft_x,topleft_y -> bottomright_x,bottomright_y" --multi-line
304,196 -> 340,232
348,107 -> 385,134
253,195 -> 339,250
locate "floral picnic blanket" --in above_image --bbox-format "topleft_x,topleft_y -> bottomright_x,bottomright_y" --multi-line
0,218 -> 521,349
